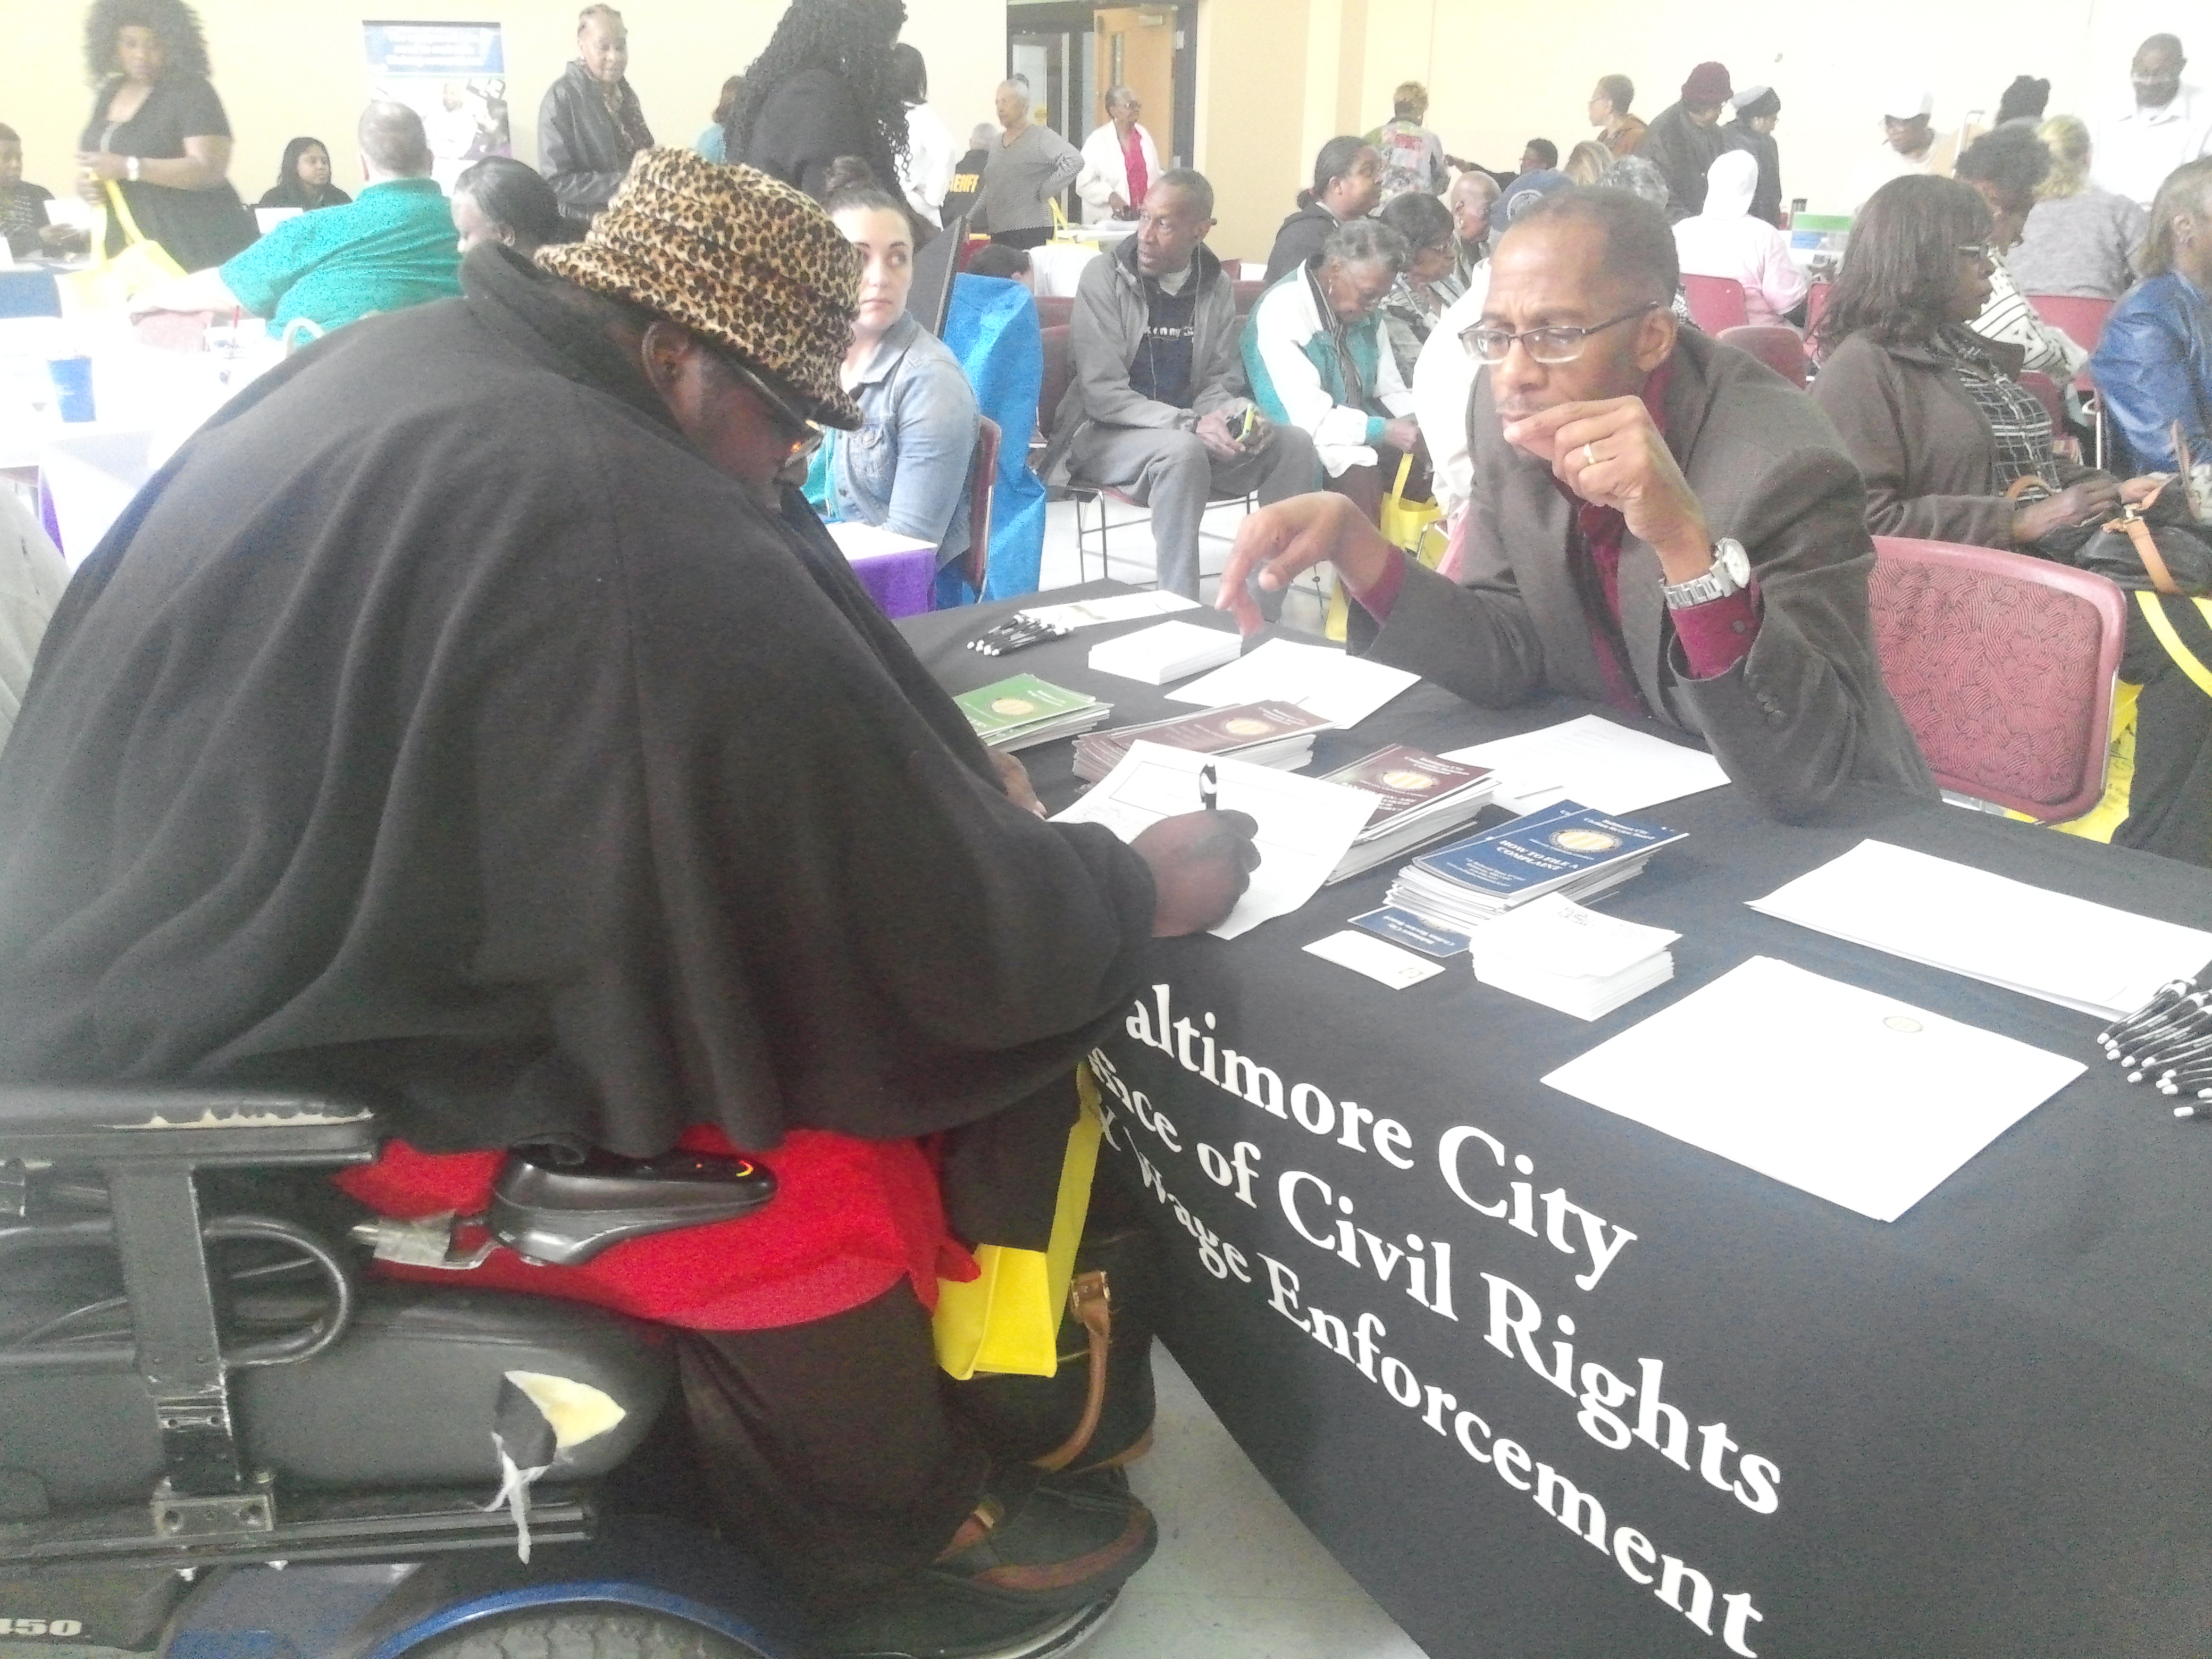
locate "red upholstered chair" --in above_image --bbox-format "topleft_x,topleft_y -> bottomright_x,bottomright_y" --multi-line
2025,294 -> 2115,355
1034,294 -> 1075,330
1717,324 -> 1808,388
963,417 -> 1000,595
1804,280 -> 1832,336
1867,537 -> 2128,821
1231,279 -> 1266,316
1680,274 -> 1750,333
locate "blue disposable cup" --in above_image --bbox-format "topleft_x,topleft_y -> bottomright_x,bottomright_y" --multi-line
48,356 -> 96,423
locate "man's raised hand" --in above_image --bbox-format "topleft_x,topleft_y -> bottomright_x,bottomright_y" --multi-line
1213,493 -> 1395,634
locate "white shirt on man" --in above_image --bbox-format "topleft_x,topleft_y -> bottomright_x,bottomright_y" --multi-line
2092,83 -> 2212,208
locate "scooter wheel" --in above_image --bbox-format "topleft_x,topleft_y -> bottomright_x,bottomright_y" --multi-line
406,1607 -> 770,1658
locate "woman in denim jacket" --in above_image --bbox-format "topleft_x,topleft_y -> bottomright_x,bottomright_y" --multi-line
814,182 -> 979,571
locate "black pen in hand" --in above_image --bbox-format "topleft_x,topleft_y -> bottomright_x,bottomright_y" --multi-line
1200,763 -> 1218,813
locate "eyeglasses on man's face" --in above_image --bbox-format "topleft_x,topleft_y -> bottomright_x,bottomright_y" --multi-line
1460,301 -> 1661,366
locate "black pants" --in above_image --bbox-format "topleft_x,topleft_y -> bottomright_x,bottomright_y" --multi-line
989,226 -> 1054,250
676,1284 -> 989,1601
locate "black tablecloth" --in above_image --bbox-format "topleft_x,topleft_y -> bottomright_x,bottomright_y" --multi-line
901,588 -> 2212,1658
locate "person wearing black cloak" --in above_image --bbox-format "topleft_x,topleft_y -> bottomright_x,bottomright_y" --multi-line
0,149 -> 1259,1654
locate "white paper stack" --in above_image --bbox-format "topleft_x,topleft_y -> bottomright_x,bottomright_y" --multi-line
1466,894 -> 1680,1019
1086,620 -> 1243,685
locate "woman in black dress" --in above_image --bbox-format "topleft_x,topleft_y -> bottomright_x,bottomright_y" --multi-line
257,137 -> 351,213
74,0 -> 250,271
726,0 -> 909,205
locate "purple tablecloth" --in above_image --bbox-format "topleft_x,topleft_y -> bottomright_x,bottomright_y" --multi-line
846,541 -> 937,619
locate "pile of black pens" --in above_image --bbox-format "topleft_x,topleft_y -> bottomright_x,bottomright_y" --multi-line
2098,978 -> 2212,1118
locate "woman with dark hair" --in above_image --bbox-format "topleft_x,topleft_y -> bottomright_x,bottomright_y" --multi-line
1261,135 -> 1384,285
693,75 -> 742,162
2090,155 -> 2212,477
728,0 -> 909,205
1376,189 -> 1459,379
1812,173 -> 2211,863
449,155 -> 564,256
74,0 -> 250,271
809,179 -> 981,582
257,137 -> 350,212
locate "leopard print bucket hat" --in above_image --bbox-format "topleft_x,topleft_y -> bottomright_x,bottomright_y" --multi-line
538,148 -> 866,429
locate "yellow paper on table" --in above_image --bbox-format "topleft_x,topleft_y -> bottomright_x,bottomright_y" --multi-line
1327,450 -> 1446,641
932,1067 -> 1104,1381
58,183 -> 183,316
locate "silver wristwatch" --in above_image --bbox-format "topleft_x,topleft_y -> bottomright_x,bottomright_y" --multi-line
1662,537 -> 1750,609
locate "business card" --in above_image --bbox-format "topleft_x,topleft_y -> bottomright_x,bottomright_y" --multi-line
1303,931 -> 1449,989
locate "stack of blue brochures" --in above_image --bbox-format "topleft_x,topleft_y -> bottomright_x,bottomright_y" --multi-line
1386,801 -> 1686,934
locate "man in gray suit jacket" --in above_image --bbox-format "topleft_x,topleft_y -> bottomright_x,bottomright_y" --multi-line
1216,186 -> 1934,824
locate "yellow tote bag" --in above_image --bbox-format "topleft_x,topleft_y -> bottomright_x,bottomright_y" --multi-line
933,1066 -> 1105,1381
58,183 -> 185,316
1326,450 -> 1446,641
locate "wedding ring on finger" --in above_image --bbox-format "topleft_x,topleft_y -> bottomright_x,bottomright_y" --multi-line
1582,442 -> 1598,467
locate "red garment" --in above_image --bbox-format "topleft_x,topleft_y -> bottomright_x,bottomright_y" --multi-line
1120,126 -> 1149,211
334,1126 -> 977,1332
1352,361 -> 1761,689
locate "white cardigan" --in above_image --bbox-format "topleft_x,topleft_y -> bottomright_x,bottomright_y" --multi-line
1076,121 -> 1163,224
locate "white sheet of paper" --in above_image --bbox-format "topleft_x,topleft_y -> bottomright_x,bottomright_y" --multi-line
1441,715 -> 1729,815
1165,638 -> 1419,730
1303,931 -> 1447,987
1053,741 -> 1375,939
1542,956 -> 2087,1222
1017,591 -> 1200,630
1746,840 -> 2212,1019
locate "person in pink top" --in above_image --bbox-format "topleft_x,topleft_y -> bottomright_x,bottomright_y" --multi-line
1672,148 -> 1808,326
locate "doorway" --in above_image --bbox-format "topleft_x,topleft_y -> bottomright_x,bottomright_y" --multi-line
1006,0 -> 1195,167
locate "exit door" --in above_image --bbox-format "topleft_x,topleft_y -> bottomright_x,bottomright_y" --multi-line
1092,7 -> 1175,165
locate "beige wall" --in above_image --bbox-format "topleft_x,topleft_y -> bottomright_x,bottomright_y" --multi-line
5,0 -> 1006,216
1187,0 -> 2202,265
1350,0 -> 2198,216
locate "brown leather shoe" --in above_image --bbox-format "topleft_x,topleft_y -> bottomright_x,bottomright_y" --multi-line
927,1464 -> 1156,1610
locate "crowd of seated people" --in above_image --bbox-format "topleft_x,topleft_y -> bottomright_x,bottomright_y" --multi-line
7,15 -> 2212,1659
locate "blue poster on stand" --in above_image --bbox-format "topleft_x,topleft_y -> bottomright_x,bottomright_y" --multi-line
363,21 -> 509,192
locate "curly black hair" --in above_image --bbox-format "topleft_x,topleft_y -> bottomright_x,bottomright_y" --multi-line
83,0 -> 212,82
726,0 -> 909,194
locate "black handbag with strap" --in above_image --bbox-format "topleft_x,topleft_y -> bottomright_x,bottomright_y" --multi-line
954,1222 -> 1161,1473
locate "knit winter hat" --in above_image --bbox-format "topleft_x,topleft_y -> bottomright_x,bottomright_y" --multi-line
538,148 -> 866,429
1681,62 -> 1733,106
